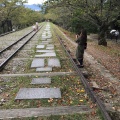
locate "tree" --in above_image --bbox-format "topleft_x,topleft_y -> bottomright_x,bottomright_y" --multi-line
0,0 -> 27,32
43,0 -> 120,46
0,0 -> 27,22
0,0 -> 43,33
11,7 -> 44,29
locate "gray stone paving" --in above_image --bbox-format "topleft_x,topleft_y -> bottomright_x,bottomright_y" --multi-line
15,88 -> 61,99
31,77 -> 51,84
35,52 -> 56,57
48,58 -> 61,67
41,41 -> 51,44
47,44 -> 54,47
46,46 -> 54,50
36,45 -> 45,49
36,50 -> 54,53
13,23 -> 63,118
31,58 -> 44,68
36,67 -> 52,72
39,42 -> 48,45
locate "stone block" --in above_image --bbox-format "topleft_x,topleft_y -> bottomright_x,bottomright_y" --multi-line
48,58 -> 61,67
36,67 -> 52,72
31,77 -> 51,84
31,58 -> 44,68
35,53 -> 56,57
15,88 -> 61,99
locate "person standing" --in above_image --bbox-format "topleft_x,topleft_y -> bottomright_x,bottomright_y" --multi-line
36,22 -> 38,30
75,29 -> 87,67
110,29 -> 116,40
32,24 -> 36,31
115,30 -> 119,42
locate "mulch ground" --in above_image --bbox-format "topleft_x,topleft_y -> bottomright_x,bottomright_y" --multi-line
60,28 -> 120,112
86,39 -> 120,80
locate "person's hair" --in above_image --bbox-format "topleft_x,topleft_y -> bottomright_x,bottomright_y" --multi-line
81,29 -> 87,40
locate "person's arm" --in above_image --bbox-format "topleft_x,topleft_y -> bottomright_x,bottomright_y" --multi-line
76,34 -> 79,39
75,36 -> 81,43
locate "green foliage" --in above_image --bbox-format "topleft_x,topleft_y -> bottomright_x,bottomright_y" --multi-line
42,0 -> 120,46
0,0 -> 44,33
70,16 -> 98,34
11,7 -> 44,29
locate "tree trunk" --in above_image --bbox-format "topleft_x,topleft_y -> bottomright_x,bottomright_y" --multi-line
98,24 -> 108,46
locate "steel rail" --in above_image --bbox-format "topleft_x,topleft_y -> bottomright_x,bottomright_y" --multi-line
0,27 -> 32,37
0,31 -> 14,37
0,26 -> 43,71
0,30 -> 34,54
54,30 -> 112,120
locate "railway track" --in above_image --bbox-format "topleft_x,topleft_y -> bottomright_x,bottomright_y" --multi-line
0,26 -> 43,71
0,31 -> 14,37
0,22 -> 111,120
53,29 -> 112,120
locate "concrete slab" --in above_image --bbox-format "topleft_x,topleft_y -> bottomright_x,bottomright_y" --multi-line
15,88 -> 61,99
36,45 -> 45,49
48,58 -> 61,67
47,44 -> 54,47
36,67 -> 52,72
31,77 -> 51,84
31,58 -> 44,68
41,36 -> 48,39
41,34 -> 48,36
39,42 -> 48,45
36,50 -> 54,53
35,53 -> 56,57
46,46 -> 54,50
41,41 -> 50,43
41,33 -> 46,35
45,29 -> 50,31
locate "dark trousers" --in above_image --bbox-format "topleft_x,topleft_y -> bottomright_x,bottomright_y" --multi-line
78,58 -> 83,65
115,36 -> 118,42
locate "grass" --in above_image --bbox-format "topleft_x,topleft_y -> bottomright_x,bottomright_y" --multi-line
0,75 -> 90,109
0,23 -> 105,120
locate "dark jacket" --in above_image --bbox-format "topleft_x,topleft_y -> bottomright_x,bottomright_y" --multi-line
76,35 -> 87,59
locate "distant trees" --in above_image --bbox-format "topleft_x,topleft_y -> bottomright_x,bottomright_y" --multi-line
0,0 -> 44,34
42,0 -> 120,46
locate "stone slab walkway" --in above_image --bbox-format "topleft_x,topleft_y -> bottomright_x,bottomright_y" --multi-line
31,77 -> 51,84
0,23 -> 91,119
15,88 -> 61,99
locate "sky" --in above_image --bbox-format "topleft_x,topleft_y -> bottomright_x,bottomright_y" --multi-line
25,0 -> 46,5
